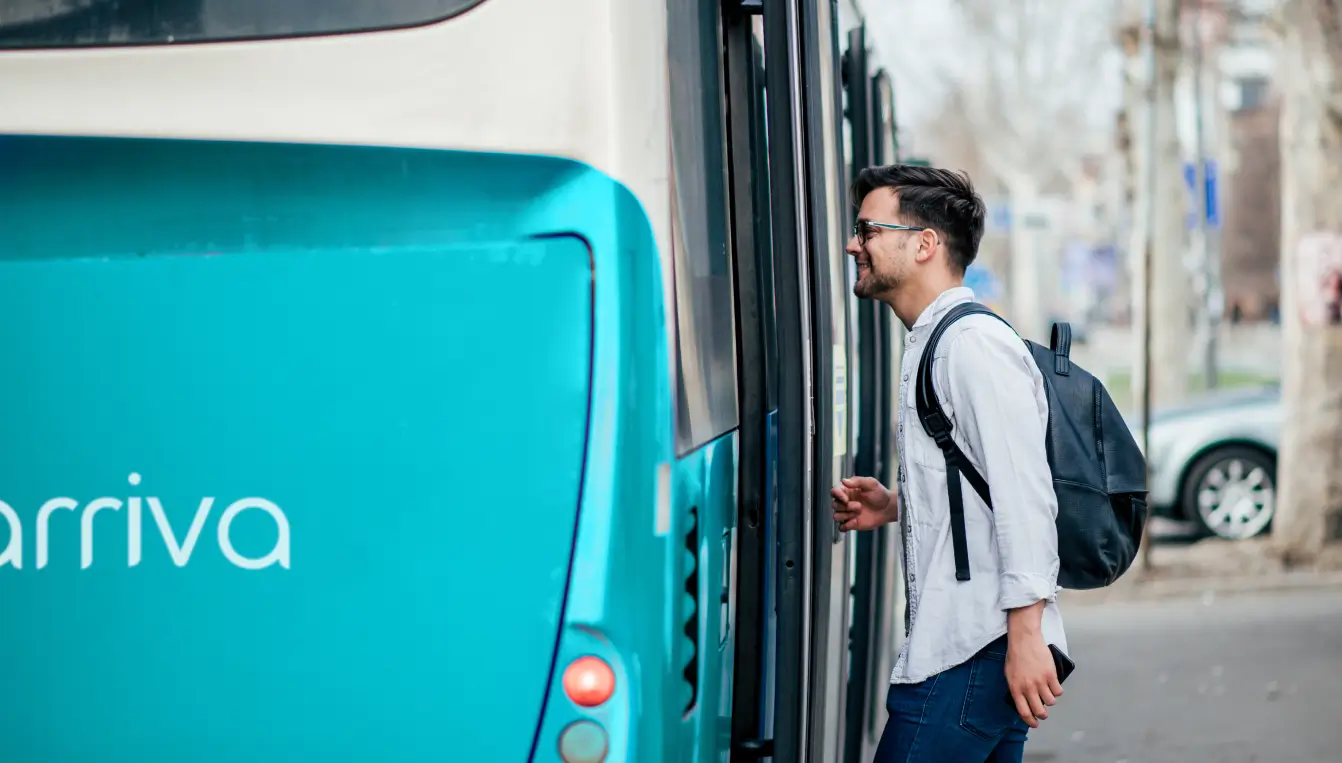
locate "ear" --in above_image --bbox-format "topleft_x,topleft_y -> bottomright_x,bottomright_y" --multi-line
913,228 -> 939,264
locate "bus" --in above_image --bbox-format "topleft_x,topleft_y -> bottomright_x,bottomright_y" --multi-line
0,0 -> 906,760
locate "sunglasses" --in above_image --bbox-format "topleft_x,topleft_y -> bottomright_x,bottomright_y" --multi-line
853,219 -> 929,245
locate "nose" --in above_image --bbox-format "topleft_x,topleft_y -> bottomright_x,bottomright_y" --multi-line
845,235 -> 862,256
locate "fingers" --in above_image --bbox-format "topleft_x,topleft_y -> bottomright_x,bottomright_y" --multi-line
832,486 -> 864,530
833,502 -> 860,528
1010,680 -> 1058,728
834,511 -> 859,526
841,476 -> 883,494
830,487 -> 852,514
834,478 -> 890,532
1048,677 -> 1064,699
1026,687 -> 1052,721
1011,692 -> 1038,729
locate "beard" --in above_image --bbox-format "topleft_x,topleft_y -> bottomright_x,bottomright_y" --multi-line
853,262 -> 898,299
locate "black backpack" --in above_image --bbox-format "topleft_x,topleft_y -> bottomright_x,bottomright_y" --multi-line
915,302 -> 1148,590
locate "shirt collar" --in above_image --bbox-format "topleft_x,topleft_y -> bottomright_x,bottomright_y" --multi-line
910,286 -> 976,332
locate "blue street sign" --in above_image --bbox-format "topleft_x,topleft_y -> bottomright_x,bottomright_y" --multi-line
1204,160 -> 1219,227
964,264 -> 1002,303
1183,159 -> 1220,230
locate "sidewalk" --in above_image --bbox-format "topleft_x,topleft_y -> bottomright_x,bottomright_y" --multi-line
1060,536 -> 1342,607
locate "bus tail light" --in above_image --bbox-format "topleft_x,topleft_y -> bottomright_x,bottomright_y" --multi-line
562,655 -> 615,707
558,720 -> 608,763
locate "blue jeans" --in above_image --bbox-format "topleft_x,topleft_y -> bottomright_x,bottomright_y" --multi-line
873,635 -> 1030,763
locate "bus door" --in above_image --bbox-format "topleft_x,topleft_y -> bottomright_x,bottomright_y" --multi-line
871,68 -> 909,749
728,0 -> 858,758
724,8 -> 782,760
841,22 -> 885,763
800,0 -> 856,760
752,0 -> 844,758
843,64 -> 909,762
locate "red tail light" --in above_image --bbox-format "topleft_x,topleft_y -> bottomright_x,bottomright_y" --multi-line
562,656 -> 615,708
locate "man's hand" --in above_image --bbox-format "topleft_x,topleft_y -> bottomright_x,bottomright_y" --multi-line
830,476 -> 897,531
1005,601 -> 1063,728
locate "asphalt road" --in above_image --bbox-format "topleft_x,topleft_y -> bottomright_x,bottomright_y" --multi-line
1024,589 -> 1342,763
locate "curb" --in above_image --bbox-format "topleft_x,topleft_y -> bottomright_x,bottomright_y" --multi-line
1061,570 -> 1342,606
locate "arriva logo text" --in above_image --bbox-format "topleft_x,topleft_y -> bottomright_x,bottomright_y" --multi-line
0,473 -> 290,570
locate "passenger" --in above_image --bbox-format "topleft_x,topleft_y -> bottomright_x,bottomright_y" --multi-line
832,164 -> 1066,763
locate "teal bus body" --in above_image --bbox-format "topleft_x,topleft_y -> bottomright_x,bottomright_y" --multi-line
0,134 -> 731,761
0,4 -> 915,762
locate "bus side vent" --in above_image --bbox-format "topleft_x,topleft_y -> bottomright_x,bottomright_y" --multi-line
682,505 -> 700,715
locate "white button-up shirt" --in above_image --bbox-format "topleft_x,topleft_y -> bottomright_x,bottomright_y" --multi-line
891,286 -> 1067,685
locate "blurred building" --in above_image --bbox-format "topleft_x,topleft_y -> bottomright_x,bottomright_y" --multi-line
1222,91 -> 1280,322
1219,1 -> 1281,322
1179,0 -> 1282,323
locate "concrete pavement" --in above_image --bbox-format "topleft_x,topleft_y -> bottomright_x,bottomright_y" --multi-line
1058,528 -> 1342,607
1025,589 -> 1342,762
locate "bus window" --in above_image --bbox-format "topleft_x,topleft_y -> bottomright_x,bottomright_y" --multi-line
0,0 -> 489,48
669,0 -> 740,455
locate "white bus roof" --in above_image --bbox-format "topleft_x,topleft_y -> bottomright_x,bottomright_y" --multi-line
0,0 -> 670,222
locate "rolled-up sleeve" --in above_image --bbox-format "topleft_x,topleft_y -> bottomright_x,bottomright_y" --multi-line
943,324 -> 1060,610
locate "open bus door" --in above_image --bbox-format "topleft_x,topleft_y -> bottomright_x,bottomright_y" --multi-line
721,0 -> 851,760
841,23 -> 883,763
801,0 -> 856,760
727,1 -> 870,759
724,6 -> 780,759
841,62 -> 909,762
870,71 -> 907,724
759,0 -> 822,758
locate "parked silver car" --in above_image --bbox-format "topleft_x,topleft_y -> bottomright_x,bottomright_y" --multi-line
1131,385 -> 1281,540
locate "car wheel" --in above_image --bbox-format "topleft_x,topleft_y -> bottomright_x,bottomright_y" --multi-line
1180,445 -> 1277,541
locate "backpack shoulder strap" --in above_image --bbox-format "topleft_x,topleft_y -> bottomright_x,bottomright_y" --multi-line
913,301 -> 1005,582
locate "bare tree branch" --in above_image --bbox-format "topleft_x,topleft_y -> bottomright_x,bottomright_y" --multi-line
940,0 -> 1121,189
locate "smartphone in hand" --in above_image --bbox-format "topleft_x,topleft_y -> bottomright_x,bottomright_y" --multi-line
1003,644 -> 1075,709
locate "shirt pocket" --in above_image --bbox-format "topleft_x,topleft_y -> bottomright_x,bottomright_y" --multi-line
902,372 -> 954,472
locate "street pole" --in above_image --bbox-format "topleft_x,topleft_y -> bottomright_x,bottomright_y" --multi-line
1205,5 -> 1224,389
1197,2 -> 1229,388
1191,2 -> 1213,389
1138,0 -> 1159,573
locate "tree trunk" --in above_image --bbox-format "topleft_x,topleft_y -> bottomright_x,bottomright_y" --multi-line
1118,0 -> 1147,384
1150,0 -> 1193,409
1272,0 -> 1342,563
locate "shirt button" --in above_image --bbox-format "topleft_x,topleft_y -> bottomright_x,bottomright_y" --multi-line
908,335 -> 917,344
902,373 -> 909,381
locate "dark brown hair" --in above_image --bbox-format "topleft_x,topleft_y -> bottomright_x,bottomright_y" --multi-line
851,164 -> 986,274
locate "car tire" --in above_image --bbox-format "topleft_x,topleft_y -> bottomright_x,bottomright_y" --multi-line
1180,445 -> 1277,541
